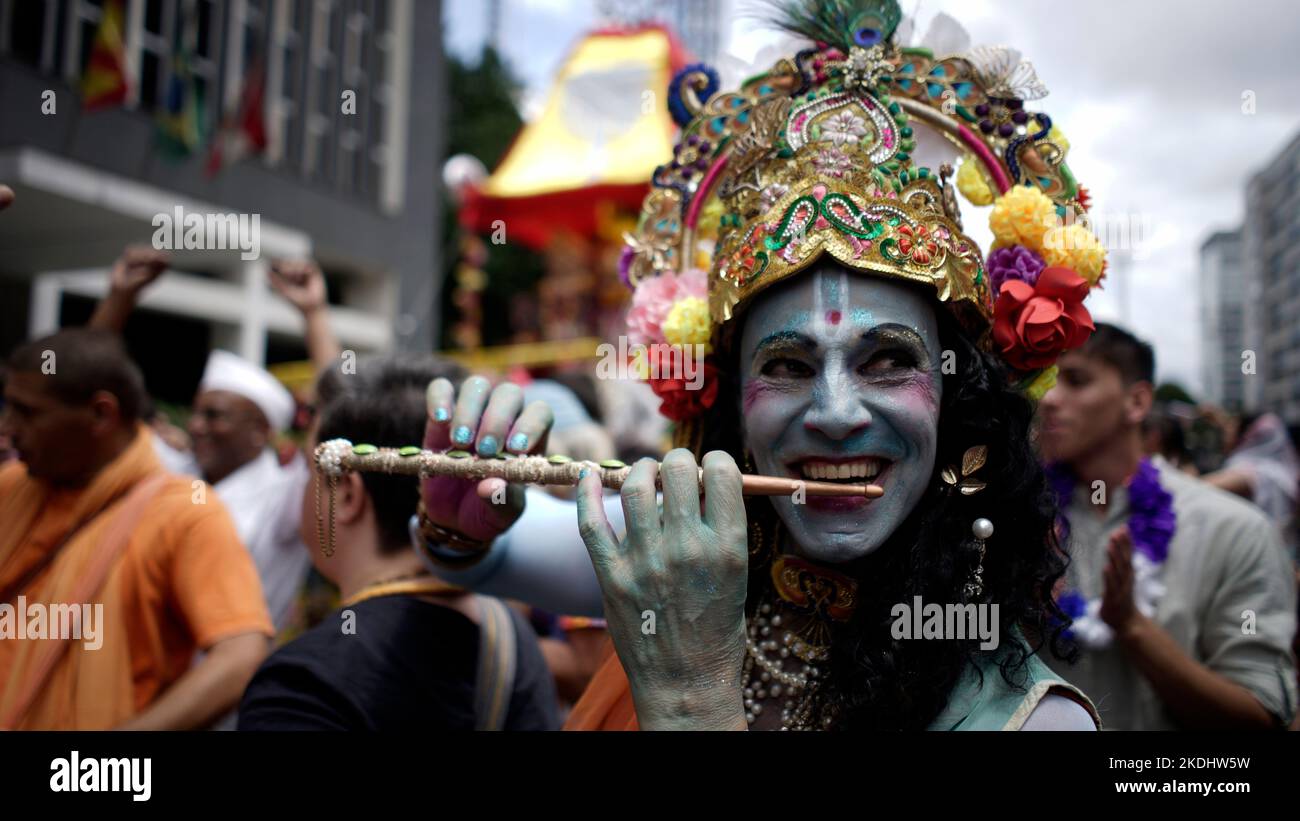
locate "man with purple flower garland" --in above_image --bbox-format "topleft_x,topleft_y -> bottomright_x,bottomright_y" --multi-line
1037,323 -> 1297,729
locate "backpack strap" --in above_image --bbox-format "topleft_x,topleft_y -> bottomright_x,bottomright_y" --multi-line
472,595 -> 518,731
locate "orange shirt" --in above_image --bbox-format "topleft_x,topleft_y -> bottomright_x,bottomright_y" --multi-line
0,460 -> 274,713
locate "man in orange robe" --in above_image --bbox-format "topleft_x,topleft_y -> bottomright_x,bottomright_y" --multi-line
0,328 -> 273,729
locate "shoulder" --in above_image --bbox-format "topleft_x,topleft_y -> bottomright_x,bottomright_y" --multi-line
1160,464 -> 1273,533
1020,693 -> 1097,731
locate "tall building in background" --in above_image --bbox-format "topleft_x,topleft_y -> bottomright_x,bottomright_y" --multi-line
0,0 -> 444,405
669,0 -> 720,65
595,0 -> 721,64
1198,229 -> 1246,409
1242,131 -> 1300,423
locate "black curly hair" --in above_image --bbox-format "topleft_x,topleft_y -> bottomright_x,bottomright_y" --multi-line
699,275 -> 1076,730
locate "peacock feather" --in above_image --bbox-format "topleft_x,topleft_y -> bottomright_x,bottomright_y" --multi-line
764,0 -> 904,51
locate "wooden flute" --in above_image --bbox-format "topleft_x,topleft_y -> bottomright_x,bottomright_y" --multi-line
314,440 -> 885,499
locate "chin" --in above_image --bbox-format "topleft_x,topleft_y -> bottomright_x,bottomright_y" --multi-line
772,498 -> 895,565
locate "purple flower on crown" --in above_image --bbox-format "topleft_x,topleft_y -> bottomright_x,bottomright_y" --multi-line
987,245 -> 1046,298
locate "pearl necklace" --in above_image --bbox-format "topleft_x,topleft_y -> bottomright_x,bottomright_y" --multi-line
742,598 -> 834,730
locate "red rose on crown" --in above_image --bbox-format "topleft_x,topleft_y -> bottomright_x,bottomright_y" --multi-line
991,266 -> 1095,371
645,346 -> 719,421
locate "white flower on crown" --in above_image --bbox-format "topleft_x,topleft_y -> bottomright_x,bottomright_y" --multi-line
821,110 -> 868,147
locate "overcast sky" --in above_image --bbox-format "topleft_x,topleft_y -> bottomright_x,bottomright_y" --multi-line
445,0 -> 1300,395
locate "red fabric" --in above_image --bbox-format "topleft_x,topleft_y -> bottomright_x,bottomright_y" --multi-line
459,182 -> 650,250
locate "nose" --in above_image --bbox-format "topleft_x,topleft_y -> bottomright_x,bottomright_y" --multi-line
802,365 -> 871,441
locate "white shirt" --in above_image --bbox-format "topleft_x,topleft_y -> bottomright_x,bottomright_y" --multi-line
155,436 -> 311,632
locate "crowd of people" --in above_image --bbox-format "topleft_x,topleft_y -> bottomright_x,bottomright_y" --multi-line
0,0 -> 1297,731
0,236 -> 1295,730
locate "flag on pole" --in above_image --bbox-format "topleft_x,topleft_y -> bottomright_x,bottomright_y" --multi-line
155,45 -> 207,158
81,0 -> 130,111
206,57 -> 268,176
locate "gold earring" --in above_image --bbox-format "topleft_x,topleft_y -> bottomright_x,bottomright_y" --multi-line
942,445 -> 988,495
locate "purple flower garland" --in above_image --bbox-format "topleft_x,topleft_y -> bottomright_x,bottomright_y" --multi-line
1046,458 -> 1176,641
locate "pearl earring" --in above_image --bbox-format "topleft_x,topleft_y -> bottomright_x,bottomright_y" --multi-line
964,517 -> 993,599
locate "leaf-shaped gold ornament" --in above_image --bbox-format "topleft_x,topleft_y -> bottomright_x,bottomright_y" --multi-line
959,480 -> 987,495
942,467 -> 958,485
961,445 -> 987,477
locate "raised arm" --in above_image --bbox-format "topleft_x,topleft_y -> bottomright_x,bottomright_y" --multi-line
87,246 -> 170,332
268,259 -> 341,374
414,375 -> 613,616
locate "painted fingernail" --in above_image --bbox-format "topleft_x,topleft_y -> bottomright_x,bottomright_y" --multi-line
508,433 -> 529,452
452,426 -> 473,445
579,468 -> 590,480
434,407 -> 450,423
477,435 -> 499,456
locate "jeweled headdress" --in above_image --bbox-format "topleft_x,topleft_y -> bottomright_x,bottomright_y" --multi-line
620,0 -> 1105,428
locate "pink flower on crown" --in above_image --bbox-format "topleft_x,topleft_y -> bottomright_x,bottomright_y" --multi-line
626,268 -> 709,346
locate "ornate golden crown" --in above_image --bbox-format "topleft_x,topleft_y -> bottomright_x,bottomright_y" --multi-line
620,0 -> 1103,415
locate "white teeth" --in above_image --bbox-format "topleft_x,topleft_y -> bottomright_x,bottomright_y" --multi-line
800,459 -> 884,480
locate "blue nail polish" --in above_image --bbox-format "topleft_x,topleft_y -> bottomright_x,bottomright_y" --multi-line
579,468 -> 590,480
508,433 -> 529,452
434,407 -> 450,422
452,426 -> 473,445
477,435 -> 499,456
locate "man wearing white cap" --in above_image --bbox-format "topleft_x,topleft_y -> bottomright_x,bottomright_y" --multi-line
186,349 -> 311,632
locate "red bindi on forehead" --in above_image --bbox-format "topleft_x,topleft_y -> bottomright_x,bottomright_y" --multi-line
826,310 -> 842,325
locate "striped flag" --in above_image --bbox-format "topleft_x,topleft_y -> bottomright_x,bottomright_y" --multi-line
80,0 -> 130,111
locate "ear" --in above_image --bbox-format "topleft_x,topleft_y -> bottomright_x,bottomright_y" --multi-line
1125,381 -> 1154,427
87,390 -> 124,435
334,472 -> 369,526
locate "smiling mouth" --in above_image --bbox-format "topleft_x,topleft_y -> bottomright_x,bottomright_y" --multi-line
790,457 -> 891,483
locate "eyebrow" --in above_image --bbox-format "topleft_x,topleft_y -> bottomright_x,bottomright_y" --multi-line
754,330 -> 818,353
862,324 -> 931,352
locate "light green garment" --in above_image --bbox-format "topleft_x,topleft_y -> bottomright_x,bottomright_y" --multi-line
1046,458 -> 1298,730
928,636 -> 1099,730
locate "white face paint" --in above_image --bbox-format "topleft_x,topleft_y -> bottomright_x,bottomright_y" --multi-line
738,265 -> 944,563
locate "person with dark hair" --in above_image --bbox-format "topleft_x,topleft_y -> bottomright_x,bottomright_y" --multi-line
0,328 -> 273,729
237,356 -> 559,731
409,1 -> 1109,730
1141,403 -> 1196,475
1039,322 -> 1297,729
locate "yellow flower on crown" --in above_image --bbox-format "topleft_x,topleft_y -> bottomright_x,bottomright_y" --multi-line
989,185 -> 1058,249
662,296 -> 713,351
956,156 -> 994,206
1042,223 -> 1106,286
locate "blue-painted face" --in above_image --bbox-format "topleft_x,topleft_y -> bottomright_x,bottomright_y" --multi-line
738,264 -> 943,564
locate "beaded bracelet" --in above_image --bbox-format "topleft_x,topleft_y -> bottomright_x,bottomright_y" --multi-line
414,500 -> 493,568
